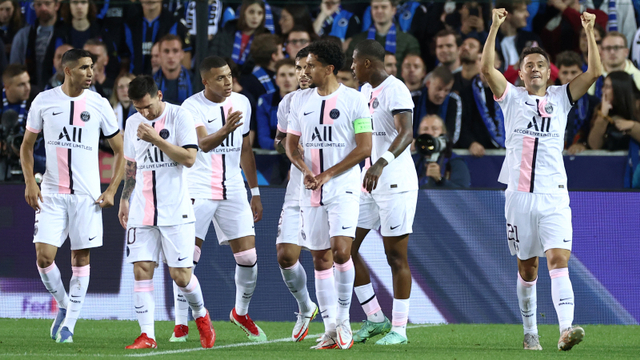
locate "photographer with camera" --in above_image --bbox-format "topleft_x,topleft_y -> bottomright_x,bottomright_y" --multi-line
414,114 -> 470,188
0,64 -> 40,181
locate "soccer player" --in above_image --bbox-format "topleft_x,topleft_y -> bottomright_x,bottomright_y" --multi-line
481,9 -> 601,351
118,75 -> 215,350
286,40 -> 372,350
176,56 -> 266,342
350,39 -> 417,345
273,46 -> 320,342
20,49 -> 124,344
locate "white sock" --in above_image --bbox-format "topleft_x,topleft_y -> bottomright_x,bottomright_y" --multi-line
172,282 -> 189,326
334,258 -> 355,322
354,283 -> 385,323
37,262 -> 69,309
179,274 -> 207,319
234,261 -> 257,316
134,280 -> 155,339
61,265 -> 90,333
517,273 -> 538,335
280,261 -> 314,314
391,298 -> 410,338
315,268 -> 337,332
550,268 -> 574,333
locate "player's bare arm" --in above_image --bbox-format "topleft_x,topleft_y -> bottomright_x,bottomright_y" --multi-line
274,129 -> 287,154
568,12 -> 602,102
20,130 -> 43,211
363,111 -> 413,192
481,9 -> 509,100
96,133 -> 125,208
315,131 -> 372,190
137,123 -> 197,167
118,160 -> 136,229
240,134 -> 263,222
286,133 -> 317,189
197,107 -> 243,152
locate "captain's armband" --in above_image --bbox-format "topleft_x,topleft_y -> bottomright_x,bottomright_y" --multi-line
353,118 -> 373,134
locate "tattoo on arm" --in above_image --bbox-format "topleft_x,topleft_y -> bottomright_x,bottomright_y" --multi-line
121,160 -> 136,200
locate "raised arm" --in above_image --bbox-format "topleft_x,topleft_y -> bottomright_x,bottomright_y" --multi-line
137,123 -> 197,167
568,12 -> 602,102
481,9 -> 509,100
197,108 -> 243,152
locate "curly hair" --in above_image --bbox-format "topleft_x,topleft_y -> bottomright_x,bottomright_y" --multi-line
306,40 -> 344,75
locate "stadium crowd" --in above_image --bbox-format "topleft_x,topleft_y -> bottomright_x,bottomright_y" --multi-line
1,0 -> 640,187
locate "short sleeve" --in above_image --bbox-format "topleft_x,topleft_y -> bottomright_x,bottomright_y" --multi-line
287,93 -> 301,136
25,95 -> 43,134
176,108 -> 198,148
100,98 -> 120,138
493,82 -> 512,104
276,93 -> 291,132
181,98 -> 204,128
559,83 -> 575,109
353,92 -> 371,122
242,97 -> 252,136
388,81 -> 414,113
123,119 -> 136,162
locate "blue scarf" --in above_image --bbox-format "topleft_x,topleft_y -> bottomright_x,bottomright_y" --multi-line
231,31 -> 252,65
252,66 -> 276,94
324,9 -> 352,40
263,1 -> 274,34
438,93 -> 450,126
594,75 -> 604,99
397,1 -> 420,32
567,94 -> 590,144
367,22 -> 396,54
472,76 -> 505,147
3,89 -> 27,125
153,66 -> 193,105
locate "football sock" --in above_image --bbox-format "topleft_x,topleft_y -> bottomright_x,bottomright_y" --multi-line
61,265 -> 90,333
173,282 -> 189,326
334,258 -> 355,322
354,283 -> 385,323
234,248 -> 257,316
550,268 -> 574,333
315,268 -> 337,332
517,273 -> 538,335
179,274 -> 207,319
37,261 -> 68,310
134,280 -> 155,339
280,261 -> 314,315
391,298 -> 410,338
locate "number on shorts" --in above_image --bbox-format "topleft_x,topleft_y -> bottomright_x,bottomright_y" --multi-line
507,223 -> 519,252
127,228 -> 136,244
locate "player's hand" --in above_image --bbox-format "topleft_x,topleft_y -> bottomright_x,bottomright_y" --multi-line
96,188 -> 116,208
581,11 -> 596,31
426,162 -> 442,182
313,171 -> 331,189
491,8 -> 508,29
615,118 -> 636,132
469,142 -> 486,157
363,162 -> 384,192
223,107 -> 244,135
567,143 -> 587,155
250,195 -> 263,222
25,180 -> 43,211
303,171 -> 318,190
137,123 -> 161,144
118,200 -> 129,229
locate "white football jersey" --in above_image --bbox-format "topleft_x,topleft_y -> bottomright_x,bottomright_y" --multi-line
360,75 -> 418,194
287,85 -> 371,206
277,89 -> 303,207
123,103 -> 198,226
182,91 -> 252,200
26,87 -> 120,199
496,83 -> 573,194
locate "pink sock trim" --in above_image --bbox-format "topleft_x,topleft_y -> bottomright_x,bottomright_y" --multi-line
391,311 -> 408,327
234,248 -> 257,266
193,246 -> 202,263
518,272 -> 537,287
549,268 -> 569,279
284,261 -> 300,270
72,265 -> 90,277
334,258 -> 354,272
180,275 -> 199,293
314,268 -> 333,280
134,279 -> 154,292
37,262 -> 57,274
362,296 -> 382,316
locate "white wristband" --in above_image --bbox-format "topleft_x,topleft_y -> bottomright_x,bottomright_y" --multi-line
380,151 -> 395,164
251,187 -> 260,196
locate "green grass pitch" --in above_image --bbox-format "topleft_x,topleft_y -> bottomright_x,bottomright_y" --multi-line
1,319 -> 639,359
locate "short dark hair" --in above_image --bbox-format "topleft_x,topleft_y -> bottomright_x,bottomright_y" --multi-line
435,29 -> 462,47
354,39 -> 385,63
250,33 -> 283,68
158,34 -> 183,49
275,58 -> 295,73
2,63 -> 28,84
306,40 -> 345,75
555,51 -> 583,69
430,66 -> 453,85
288,25 -> 319,42
519,47 -> 550,68
200,56 -> 228,75
84,38 -> 108,56
295,47 -> 310,61
319,35 -> 343,49
340,58 -> 353,72
61,49 -> 94,68
128,75 -> 158,102
603,31 -> 628,48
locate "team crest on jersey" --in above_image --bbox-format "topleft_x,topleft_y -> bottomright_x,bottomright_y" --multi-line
544,103 -> 554,115
330,109 -> 340,119
372,98 -> 379,109
159,129 -> 170,139
80,111 -> 90,122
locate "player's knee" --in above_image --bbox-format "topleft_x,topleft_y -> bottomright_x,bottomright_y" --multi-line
36,257 -> 54,269
170,268 -> 191,287
385,249 -> 408,271
332,248 -> 351,264
277,252 -> 297,268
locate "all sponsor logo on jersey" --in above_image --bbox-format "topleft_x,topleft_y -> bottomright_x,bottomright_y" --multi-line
312,126 -> 332,142
47,126 -> 93,150
307,126 -> 346,147
139,146 -> 178,169
80,111 -> 91,122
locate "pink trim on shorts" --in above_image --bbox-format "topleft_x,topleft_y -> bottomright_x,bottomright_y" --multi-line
72,265 -> 90,277
134,279 -> 154,292
193,246 -> 202,263
56,147 -> 71,194
518,272 -> 537,287
287,129 -> 301,136
210,153 -> 224,200
517,136 -> 536,192
363,296 -> 382,316
314,268 -> 333,280
181,274 -> 199,293
334,258 -> 353,272
234,248 -> 257,266
322,94 -> 339,125
72,97 -> 86,127
37,262 -> 58,274
493,83 -> 510,101
26,125 -> 41,134
310,148 -> 322,206
284,261 -> 300,270
142,171 -> 155,226
549,268 -> 569,279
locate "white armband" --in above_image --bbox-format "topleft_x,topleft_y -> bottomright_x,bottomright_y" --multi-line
380,151 -> 395,164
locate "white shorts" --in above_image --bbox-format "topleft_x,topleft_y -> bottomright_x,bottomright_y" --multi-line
504,190 -> 573,260
276,205 -> 301,246
357,190 -> 417,237
193,197 -> 255,245
125,223 -> 195,268
299,194 -> 359,251
33,194 -> 103,250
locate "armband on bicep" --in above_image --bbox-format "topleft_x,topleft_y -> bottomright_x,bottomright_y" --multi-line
353,118 -> 373,134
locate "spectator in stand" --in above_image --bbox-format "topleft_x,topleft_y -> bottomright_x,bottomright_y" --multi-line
256,58 -> 296,150
384,51 -> 396,76
589,71 -> 640,151
453,36 -> 482,94
590,32 -> 640,97
313,0 -> 360,44
84,38 -> 113,99
100,0 -> 141,80
210,0 -> 267,75
555,51 -> 600,155
110,72 -> 136,130
0,0 -> 22,55
45,43 -> 72,90
10,0 -> 61,90
153,34 -> 192,105
402,53 -> 426,100
494,0 -> 541,72
240,33 -> 284,102
337,58 -> 359,89
150,42 -> 161,75
433,29 -> 462,75
414,66 -> 462,146
121,0 -> 191,75
580,24 -> 605,71
226,57 -> 258,146
458,2 -> 487,41
279,4 -> 314,37
184,0 -> 225,42
347,0 -> 420,77
285,25 -> 317,59
414,114 -> 470,188
586,0 -> 636,51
